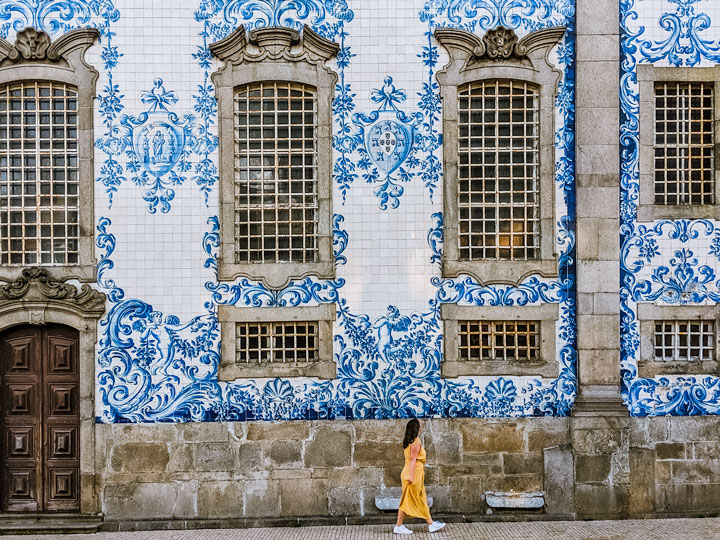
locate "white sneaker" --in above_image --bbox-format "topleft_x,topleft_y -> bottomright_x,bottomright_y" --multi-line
393,525 -> 413,535
429,521 -> 446,533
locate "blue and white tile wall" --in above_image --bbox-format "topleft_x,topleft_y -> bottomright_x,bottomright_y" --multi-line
0,0 -> 577,422
621,0 -> 720,415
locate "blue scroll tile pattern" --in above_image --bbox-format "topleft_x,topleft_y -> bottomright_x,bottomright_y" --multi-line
621,0 -> 720,416
0,0 -> 578,422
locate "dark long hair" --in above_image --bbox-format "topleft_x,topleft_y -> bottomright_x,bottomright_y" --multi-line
402,419 -> 420,449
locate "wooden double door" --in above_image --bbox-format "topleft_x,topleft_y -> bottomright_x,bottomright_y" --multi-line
0,325 -> 80,512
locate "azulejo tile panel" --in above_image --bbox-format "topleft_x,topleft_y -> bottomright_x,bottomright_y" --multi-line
621,0 -> 720,415
0,0 -> 577,422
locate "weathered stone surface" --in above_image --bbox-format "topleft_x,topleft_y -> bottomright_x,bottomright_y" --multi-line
425,431 -> 461,464
668,417 -> 720,443
449,475 -> 484,513
354,420 -> 403,442
692,442 -> 720,461
657,483 -> 720,513
244,479 -> 281,518
104,482 -> 192,520
576,454 -> 611,484
108,424 -> 178,444
575,484 -> 629,519
354,441 -> 403,467
247,421 -> 310,441
485,475 -> 542,494
280,479 -> 329,516
328,486 -> 361,516
383,465 -> 404,488
237,441 -> 265,472
503,453 -> 543,476
573,428 -> 622,455
304,427 -> 352,468
183,422 -> 231,443
544,446 -> 574,516
630,448 -> 655,515
194,442 -> 236,472
461,422 -> 524,453
168,443 -> 194,472
269,440 -> 302,468
110,443 -> 169,473
656,442 -> 686,460
198,481 -> 244,519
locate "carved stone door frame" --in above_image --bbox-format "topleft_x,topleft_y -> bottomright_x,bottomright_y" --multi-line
0,269 -> 105,514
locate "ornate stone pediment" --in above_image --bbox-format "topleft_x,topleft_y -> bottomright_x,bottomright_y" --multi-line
0,268 -> 106,315
210,25 -> 339,66
435,25 -> 566,67
0,27 -> 100,67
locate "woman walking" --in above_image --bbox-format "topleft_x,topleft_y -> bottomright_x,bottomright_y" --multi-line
394,419 -> 446,535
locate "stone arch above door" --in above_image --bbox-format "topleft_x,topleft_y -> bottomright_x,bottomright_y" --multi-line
0,268 -> 105,514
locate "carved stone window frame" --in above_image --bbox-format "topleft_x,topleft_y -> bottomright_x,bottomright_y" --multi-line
441,302 -> 559,378
0,268 -> 106,513
637,303 -> 720,378
0,28 -> 100,283
435,26 -> 566,285
637,64 -> 720,221
210,26 -> 338,289
218,303 -> 336,380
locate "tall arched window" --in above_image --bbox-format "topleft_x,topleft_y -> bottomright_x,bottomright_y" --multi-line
0,28 -> 99,283
457,79 -> 540,262
233,81 -> 318,265
0,82 -> 79,266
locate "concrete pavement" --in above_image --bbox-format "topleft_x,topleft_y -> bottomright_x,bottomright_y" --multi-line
3,517 -> 720,540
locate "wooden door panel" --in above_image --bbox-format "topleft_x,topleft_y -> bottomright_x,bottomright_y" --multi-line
0,325 -> 80,513
47,385 -> 75,416
47,426 -> 77,459
1,328 -> 42,512
46,468 -> 78,508
6,426 -> 35,459
46,335 -> 77,375
42,326 -> 80,512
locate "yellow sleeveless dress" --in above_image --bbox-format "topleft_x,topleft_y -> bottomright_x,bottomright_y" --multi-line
398,438 -> 431,520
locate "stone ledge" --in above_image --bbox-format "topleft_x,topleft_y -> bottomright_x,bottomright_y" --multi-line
485,491 -> 545,509
375,487 -> 434,511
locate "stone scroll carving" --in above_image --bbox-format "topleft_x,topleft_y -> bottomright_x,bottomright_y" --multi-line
435,25 -> 566,66
210,24 -> 339,67
0,268 -> 106,314
0,27 -> 100,66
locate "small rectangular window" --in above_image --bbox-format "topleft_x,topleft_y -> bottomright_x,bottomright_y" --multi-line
0,82 -> 79,266
458,320 -> 539,362
653,320 -> 715,362
457,80 -> 539,261
654,82 -> 714,205
233,81 -> 318,264
236,321 -> 318,364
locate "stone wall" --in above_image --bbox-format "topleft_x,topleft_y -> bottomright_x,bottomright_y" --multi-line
95,418 -> 571,524
92,415 -> 720,526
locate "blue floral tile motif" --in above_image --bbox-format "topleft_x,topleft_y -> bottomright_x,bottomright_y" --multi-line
621,0 -> 720,416
638,0 -> 720,66
87,0 -> 581,423
0,0 -> 118,36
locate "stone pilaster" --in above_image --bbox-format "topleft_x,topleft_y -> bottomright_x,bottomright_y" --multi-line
573,0 -> 625,415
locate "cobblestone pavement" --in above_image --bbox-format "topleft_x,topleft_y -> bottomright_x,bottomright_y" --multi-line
4,518 -> 720,540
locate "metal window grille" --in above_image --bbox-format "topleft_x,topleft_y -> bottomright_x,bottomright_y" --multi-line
654,82 -> 714,205
0,82 -> 79,265
234,81 -> 318,264
236,322 -> 319,363
458,80 -> 540,261
458,320 -> 540,361
654,320 -> 715,362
